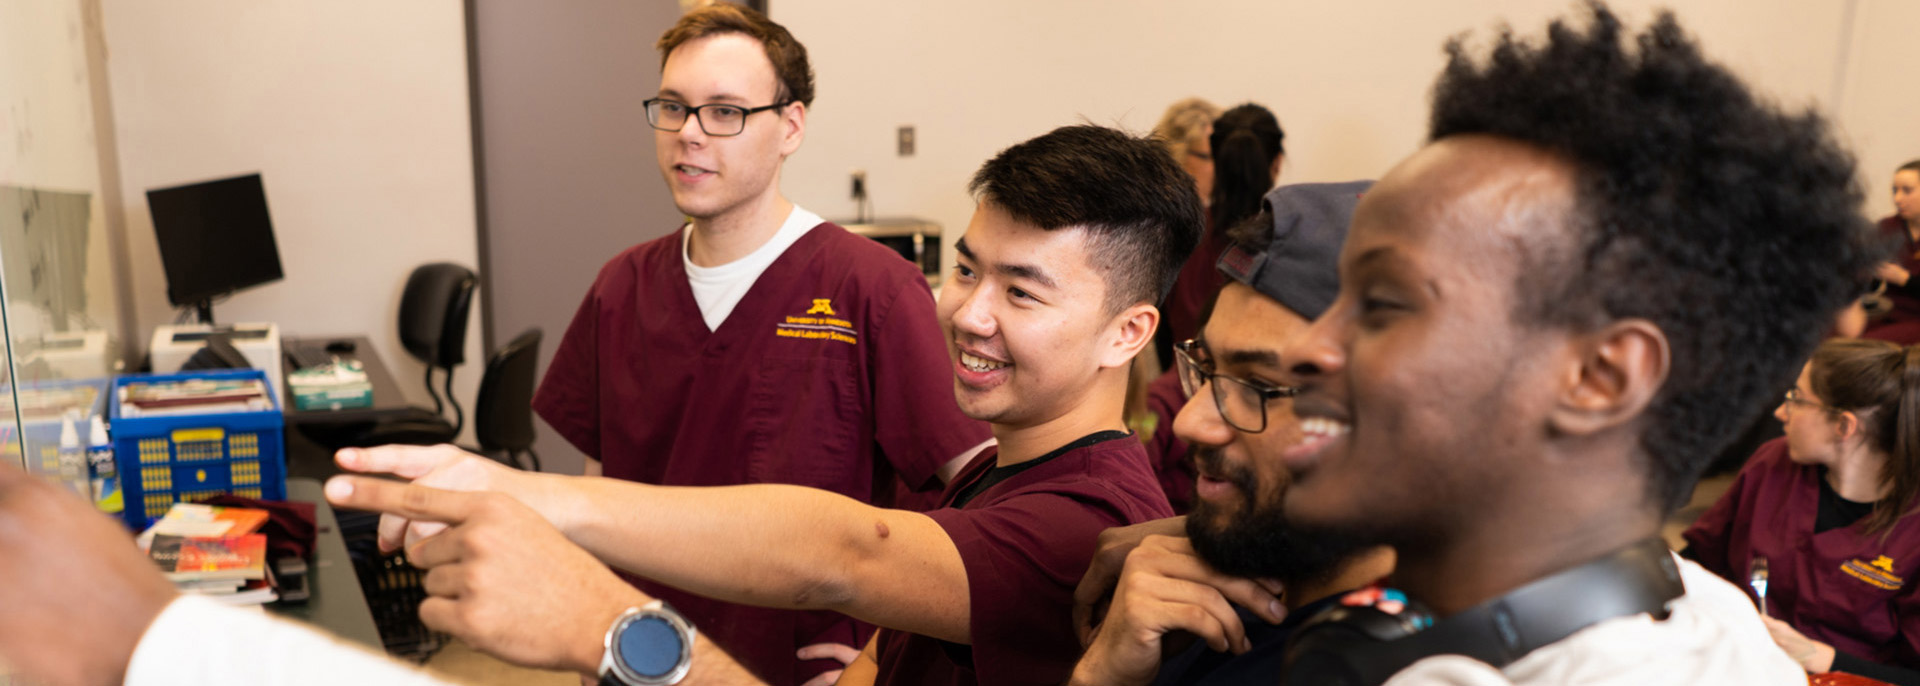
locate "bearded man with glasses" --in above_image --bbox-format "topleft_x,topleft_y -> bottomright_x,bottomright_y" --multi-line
530,5 -> 990,685
1070,182 -> 1396,686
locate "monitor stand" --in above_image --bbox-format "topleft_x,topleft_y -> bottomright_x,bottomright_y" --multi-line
192,299 -> 216,326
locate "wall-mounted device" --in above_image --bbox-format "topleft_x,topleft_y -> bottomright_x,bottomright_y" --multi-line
838,218 -> 942,285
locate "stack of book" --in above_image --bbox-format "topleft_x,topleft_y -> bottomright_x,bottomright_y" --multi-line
140,503 -> 277,605
119,378 -> 272,418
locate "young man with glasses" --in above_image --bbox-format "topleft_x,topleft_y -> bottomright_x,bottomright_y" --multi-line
532,6 -> 990,684
1068,182 -> 1396,686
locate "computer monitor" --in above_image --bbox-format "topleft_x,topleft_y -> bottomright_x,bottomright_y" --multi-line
147,173 -> 284,324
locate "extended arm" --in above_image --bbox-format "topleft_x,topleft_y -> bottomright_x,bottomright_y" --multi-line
326,476 -> 778,685
337,447 -> 972,644
554,477 -> 971,643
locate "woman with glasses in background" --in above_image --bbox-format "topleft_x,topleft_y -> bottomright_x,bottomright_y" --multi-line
1862,160 -> 1920,344
1684,338 -> 1920,685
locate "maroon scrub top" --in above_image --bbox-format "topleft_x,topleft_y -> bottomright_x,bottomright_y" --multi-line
1864,216 -> 1920,345
1683,437 -> 1920,668
871,434 -> 1175,686
1143,367 -> 1196,513
532,222 -> 991,686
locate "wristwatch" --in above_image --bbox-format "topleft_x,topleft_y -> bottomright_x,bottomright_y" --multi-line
598,600 -> 696,686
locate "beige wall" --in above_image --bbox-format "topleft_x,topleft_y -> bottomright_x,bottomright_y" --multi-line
773,0 -> 1915,273
98,0 -> 482,432
0,0 -> 127,355
1835,0 -> 1920,220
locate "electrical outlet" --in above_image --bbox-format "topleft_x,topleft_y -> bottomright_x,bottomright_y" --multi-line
897,126 -> 915,157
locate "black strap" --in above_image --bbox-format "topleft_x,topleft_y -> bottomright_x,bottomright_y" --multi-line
1284,538 -> 1685,685
1429,537 -> 1684,665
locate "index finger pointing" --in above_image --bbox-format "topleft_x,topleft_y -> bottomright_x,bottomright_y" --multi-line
335,444 -> 463,479
325,475 -> 478,525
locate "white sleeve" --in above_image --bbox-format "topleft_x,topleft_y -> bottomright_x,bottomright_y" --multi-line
1382,655 -> 1515,686
125,595 -> 464,686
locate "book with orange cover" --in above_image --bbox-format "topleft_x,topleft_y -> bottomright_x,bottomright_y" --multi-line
149,533 -> 267,582
136,503 -> 270,551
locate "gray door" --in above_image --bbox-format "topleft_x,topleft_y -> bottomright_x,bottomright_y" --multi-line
468,1 -> 683,475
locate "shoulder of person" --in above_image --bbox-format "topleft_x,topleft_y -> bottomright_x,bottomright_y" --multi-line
1383,559 -> 1798,686
1738,437 -> 1803,480
598,232 -> 683,284
1381,655 -> 1516,686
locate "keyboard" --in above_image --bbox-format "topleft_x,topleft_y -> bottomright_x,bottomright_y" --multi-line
173,328 -> 271,343
286,346 -> 337,370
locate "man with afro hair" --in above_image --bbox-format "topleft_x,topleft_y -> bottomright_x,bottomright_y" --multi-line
1271,2 -> 1878,684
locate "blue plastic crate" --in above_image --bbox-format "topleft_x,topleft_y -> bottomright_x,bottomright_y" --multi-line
111,369 -> 286,529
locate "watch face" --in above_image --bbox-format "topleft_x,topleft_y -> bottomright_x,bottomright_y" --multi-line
618,614 -> 686,679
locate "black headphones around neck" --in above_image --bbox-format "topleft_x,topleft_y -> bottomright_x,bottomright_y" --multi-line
1281,537 -> 1685,686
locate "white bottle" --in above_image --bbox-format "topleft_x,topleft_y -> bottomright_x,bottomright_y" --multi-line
88,415 -> 120,513
57,412 -> 86,497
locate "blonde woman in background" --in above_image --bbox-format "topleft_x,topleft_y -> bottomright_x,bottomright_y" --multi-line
1152,98 -> 1222,207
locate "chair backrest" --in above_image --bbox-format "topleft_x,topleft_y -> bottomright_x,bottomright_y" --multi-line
397,263 -> 477,368
474,328 -> 542,454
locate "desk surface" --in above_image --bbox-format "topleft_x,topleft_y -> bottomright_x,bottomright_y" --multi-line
281,336 -> 420,480
267,478 -> 382,649
281,336 -> 412,425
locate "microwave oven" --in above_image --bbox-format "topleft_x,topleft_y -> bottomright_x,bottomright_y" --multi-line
839,218 -> 942,284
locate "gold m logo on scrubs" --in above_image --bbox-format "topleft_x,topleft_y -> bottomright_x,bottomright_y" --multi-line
1842,556 -> 1904,590
777,300 -> 858,346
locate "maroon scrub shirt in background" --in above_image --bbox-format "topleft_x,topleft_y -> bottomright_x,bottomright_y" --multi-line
1864,215 -> 1920,345
1684,437 -> 1920,668
1161,216 -> 1228,350
872,433 -> 1175,686
533,221 -> 992,686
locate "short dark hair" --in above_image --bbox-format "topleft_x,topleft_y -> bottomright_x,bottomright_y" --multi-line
657,4 -> 815,107
1900,159 -> 1920,176
969,125 -> 1204,313
1429,2 -> 1879,511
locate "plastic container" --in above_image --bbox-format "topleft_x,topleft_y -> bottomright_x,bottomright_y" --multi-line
111,369 -> 286,530
3,378 -> 110,490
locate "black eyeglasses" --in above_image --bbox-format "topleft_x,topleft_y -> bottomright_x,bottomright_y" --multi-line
1782,388 -> 1832,414
1173,338 -> 1299,433
643,98 -> 790,136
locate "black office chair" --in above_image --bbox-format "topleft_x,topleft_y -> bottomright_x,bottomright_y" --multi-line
472,329 -> 542,471
321,263 -> 477,448
398,263 -> 478,435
